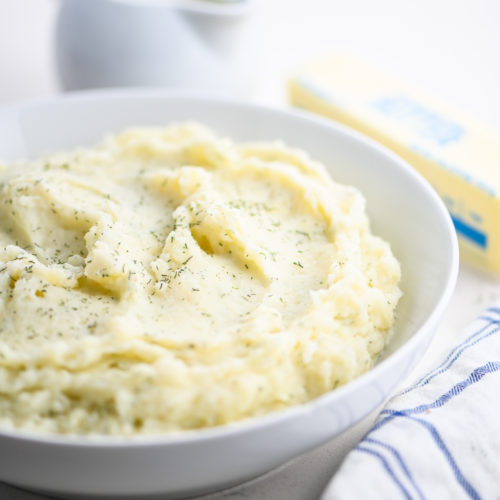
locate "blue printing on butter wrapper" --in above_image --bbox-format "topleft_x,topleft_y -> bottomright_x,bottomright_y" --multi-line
441,196 -> 487,249
295,81 -> 496,197
371,96 -> 465,146
369,98 -> 491,250
451,215 -> 488,249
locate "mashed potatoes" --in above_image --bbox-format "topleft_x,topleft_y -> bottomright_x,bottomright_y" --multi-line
0,124 -> 401,435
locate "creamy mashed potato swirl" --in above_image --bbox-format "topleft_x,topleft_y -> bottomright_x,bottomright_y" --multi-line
0,124 -> 401,435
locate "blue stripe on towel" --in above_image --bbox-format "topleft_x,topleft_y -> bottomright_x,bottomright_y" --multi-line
364,438 -> 426,500
404,416 -> 482,500
367,363 -> 500,500
485,307 -> 500,316
366,413 -> 481,500
356,445 -> 413,499
350,310 -> 500,500
395,318 -> 500,397
382,362 -> 500,417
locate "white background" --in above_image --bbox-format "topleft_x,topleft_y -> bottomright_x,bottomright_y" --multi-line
1,1 -> 500,499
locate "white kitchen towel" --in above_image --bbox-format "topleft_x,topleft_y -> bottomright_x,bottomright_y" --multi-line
322,306 -> 500,500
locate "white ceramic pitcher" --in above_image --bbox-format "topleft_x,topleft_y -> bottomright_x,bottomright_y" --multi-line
55,0 -> 257,96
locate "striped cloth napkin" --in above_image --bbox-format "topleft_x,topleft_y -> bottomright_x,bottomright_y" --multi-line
322,306 -> 500,500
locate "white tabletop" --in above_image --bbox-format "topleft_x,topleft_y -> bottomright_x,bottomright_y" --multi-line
1,1 -> 500,498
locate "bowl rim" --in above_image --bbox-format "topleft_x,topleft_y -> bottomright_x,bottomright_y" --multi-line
0,89 -> 459,448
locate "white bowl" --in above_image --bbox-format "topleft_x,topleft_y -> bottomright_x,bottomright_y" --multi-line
0,91 -> 458,499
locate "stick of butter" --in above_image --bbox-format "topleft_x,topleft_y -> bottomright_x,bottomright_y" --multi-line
289,53 -> 500,272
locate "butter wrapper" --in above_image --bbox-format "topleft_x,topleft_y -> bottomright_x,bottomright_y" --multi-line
289,53 -> 500,272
